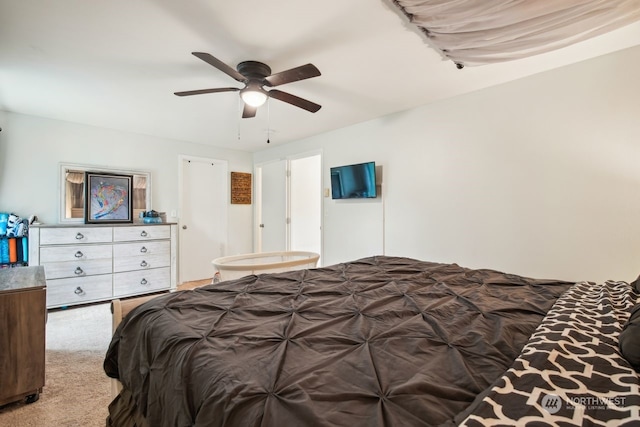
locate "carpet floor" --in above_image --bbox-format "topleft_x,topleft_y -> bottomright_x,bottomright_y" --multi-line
0,280 -> 209,426
0,302 -> 113,426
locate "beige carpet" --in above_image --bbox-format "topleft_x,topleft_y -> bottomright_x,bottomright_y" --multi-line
0,350 -> 111,426
0,303 -> 113,426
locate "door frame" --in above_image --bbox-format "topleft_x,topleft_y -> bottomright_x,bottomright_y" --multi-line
178,154 -> 229,284
254,149 -> 324,262
288,150 -> 323,264
253,158 -> 287,253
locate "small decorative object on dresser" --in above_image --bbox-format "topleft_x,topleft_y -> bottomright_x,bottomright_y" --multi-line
28,223 -> 177,309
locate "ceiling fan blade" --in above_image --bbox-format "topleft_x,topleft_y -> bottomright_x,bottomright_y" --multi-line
264,64 -> 321,87
192,52 -> 246,83
268,89 -> 321,113
242,103 -> 257,118
174,87 -> 240,97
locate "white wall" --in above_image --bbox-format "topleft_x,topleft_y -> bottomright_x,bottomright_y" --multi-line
3,45 -> 638,284
0,111 -> 254,256
290,154 -> 322,257
254,45 -> 640,284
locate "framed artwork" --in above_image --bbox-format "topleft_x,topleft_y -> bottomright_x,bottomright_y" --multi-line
230,172 -> 252,204
84,172 -> 133,223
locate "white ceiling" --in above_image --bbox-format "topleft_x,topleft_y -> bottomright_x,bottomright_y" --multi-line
2,0 -> 640,152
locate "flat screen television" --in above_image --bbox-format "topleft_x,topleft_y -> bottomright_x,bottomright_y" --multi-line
330,161 -> 377,199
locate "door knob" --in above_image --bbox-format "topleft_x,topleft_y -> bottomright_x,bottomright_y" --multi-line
182,225 -> 188,229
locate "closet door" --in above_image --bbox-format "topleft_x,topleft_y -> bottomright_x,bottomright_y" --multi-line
179,157 -> 228,282
256,160 -> 287,252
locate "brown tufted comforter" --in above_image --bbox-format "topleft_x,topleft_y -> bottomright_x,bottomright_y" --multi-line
104,256 -> 573,426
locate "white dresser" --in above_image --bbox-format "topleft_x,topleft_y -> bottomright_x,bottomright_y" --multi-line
28,223 -> 177,308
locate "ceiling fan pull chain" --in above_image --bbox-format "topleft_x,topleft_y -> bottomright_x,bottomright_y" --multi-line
267,98 -> 271,144
237,97 -> 242,140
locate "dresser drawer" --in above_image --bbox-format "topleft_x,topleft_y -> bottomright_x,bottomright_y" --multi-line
113,267 -> 170,296
40,227 -> 113,245
40,244 -> 112,263
113,254 -> 170,273
113,225 -> 170,242
46,275 -> 113,307
43,259 -> 113,280
113,240 -> 169,258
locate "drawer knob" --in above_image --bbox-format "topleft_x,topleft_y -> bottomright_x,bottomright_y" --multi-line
74,251 -> 83,258
140,246 -> 147,253
74,286 -> 85,295
75,232 -> 84,240
74,267 -> 84,275
140,260 -> 148,267
140,230 -> 148,237
140,278 -> 148,286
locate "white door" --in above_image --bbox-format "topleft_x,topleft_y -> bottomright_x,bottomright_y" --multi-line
290,154 -> 322,261
179,157 -> 228,282
256,160 -> 287,252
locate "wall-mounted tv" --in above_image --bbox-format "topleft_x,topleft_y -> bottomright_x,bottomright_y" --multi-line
330,161 -> 377,199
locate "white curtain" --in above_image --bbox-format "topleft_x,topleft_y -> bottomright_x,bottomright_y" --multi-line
392,0 -> 640,67
133,175 -> 146,189
133,176 -> 147,210
65,172 -> 85,217
65,171 -> 84,184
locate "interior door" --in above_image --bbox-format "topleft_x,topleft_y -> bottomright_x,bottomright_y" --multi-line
256,160 -> 287,252
179,157 -> 228,282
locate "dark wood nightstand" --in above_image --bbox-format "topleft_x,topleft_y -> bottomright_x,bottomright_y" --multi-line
0,266 -> 46,407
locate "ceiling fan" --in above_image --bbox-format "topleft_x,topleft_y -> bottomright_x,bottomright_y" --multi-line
174,52 -> 322,118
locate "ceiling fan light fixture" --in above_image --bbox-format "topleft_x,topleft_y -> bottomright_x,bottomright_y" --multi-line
175,53 -> 321,117
240,84 -> 268,107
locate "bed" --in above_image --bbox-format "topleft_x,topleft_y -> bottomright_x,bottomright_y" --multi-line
104,256 -> 640,426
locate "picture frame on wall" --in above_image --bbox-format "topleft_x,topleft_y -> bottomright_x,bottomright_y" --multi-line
84,172 -> 133,224
230,172 -> 252,204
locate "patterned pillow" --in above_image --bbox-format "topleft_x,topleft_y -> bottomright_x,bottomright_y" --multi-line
619,303 -> 640,370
